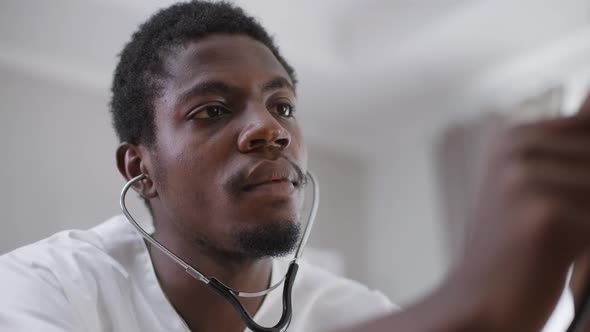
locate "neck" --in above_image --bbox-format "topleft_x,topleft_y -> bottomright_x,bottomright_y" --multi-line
148,230 -> 272,332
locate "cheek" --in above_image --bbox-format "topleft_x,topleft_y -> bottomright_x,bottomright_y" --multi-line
152,139 -> 221,209
157,152 -> 229,228
163,148 -> 222,193
155,119 -> 231,184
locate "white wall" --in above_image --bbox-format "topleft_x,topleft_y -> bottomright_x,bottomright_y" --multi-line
0,67 -> 120,251
307,147 -> 369,282
365,141 -> 447,303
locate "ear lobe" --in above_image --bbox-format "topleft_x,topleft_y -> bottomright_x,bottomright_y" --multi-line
116,143 -> 158,198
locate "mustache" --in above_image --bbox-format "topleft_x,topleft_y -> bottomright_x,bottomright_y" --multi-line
224,154 -> 307,195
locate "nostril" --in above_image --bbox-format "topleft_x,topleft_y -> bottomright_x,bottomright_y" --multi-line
275,138 -> 289,148
248,138 -> 266,149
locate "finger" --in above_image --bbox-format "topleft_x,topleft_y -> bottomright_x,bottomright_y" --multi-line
515,160 -> 590,191
498,129 -> 590,164
503,117 -> 590,145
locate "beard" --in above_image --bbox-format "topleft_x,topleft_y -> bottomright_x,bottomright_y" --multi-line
185,220 -> 302,264
234,221 -> 301,260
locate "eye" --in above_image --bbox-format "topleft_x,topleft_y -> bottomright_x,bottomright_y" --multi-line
273,103 -> 294,117
189,104 -> 230,120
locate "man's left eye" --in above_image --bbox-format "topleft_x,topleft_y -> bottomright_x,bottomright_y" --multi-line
274,103 -> 294,117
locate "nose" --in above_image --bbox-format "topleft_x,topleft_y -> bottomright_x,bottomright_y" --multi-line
237,107 -> 291,153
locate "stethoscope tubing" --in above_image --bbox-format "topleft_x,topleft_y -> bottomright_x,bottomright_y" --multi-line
120,171 -> 319,332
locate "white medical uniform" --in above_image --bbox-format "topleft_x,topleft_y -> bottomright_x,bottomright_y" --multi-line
0,215 -> 395,332
0,215 -> 575,331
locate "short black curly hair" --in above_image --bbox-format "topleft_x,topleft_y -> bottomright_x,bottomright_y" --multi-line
110,1 -> 297,146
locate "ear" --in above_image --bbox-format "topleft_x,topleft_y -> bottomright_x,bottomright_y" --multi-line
116,143 -> 158,198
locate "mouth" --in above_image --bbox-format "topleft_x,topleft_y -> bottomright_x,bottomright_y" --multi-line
240,161 -> 302,197
243,177 -> 299,191
243,180 -> 297,197
243,179 -> 299,192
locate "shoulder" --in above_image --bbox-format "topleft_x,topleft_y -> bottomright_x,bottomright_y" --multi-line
295,259 -> 396,309
0,215 -> 135,282
0,216 -> 138,330
0,216 -> 142,329
277,259 -> 398,331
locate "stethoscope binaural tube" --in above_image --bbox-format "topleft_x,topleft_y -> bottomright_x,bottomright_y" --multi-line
207,263 -> 298,332
120,171 -> 319,332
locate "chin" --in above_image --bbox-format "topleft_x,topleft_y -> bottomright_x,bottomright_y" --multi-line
232,216 -> 302,259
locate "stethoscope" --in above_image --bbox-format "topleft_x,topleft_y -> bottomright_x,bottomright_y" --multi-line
120,172 -> 319,332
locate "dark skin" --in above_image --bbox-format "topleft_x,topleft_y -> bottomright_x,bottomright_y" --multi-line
117,34 -> 307,332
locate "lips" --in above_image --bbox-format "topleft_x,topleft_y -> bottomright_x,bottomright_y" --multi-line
242,160 -> 301,192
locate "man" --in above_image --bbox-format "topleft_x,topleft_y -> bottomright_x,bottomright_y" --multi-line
0,2 -> 395,331
1,1 -> 590,331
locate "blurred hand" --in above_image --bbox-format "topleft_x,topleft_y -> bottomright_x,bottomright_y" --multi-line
458,93 -> 590,331
341,93 -> 590,332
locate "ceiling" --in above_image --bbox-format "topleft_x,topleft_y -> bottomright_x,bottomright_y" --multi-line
1,0 -> 589,153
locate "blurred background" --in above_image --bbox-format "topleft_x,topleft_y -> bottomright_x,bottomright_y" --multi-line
1,0 -> 589,307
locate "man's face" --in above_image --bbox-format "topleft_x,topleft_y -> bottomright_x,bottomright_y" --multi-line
148,34 -> 307,261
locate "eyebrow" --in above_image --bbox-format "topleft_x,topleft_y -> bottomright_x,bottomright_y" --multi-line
178,76 -> 296,105
178,80 -> 238,104
261,76 -> 296,95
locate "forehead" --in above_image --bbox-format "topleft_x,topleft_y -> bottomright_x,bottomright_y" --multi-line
162,34 -> 292,91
